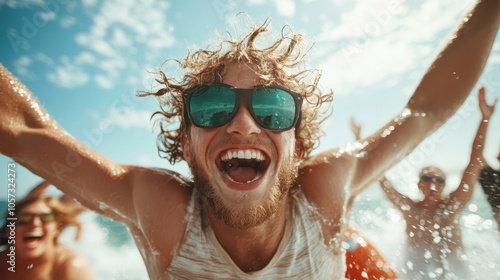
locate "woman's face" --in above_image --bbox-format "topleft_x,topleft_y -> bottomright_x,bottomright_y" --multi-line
16,200 -> 58,260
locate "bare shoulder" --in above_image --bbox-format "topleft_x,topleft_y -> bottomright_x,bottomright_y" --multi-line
127,166 -> 193,232
128,166 -> 193,215
299,150 -> 357,209
126,166 -> 194,273
55,246 -> 96,280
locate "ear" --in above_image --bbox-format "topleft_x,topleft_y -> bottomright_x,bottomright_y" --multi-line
181,132 -> 192,167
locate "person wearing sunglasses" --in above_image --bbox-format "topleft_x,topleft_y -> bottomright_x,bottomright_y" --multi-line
0,181 -> 95,280
370,88 -> 496,279
0,1 -> 499,278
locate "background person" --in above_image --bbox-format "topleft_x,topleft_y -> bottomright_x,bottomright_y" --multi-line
372,87 -> 496,279
0,181 -> 95,280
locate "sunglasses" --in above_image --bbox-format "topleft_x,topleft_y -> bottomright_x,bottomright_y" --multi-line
420,175 -> 445,184
183,84 -> 303,131
16,213 -> 56,225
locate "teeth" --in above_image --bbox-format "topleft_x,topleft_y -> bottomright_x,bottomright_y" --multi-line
26,232 -> 43,238
221,149 -> 265,161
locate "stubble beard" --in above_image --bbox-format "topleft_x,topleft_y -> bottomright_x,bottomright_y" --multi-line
189,153 -> 298,230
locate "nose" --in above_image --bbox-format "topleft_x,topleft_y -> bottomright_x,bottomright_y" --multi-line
226,103 -> 261,137
28,216 -> 43,226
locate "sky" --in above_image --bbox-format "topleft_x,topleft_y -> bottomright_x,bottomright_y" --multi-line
0,0 -> 499,200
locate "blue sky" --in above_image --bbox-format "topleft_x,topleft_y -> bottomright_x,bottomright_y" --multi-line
1,0 -> 499,199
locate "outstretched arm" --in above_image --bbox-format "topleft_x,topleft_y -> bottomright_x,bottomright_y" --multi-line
300,0 -> 500,210
0,65 -> 188,228
348,0 -> 500,196
449,87 -> 496,210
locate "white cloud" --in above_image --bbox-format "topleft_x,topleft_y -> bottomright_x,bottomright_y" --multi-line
94,75 -> 114,90
0,0 -> 44,8
47,56 -> 90,88
81,0 -> 98,8
47,0 -> 176,90
314,0 -> 475,94
14,55 -> 34,78
106,108 -> 152,130
246,0 -> 295,17
17,55 -> 32,66
60,16 -> 76,28
75,52 -> 97,65
39,10 -> 56,21
274,0 -> 295,17
35,52 -> 54,66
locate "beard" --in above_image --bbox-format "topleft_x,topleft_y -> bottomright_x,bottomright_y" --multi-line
189,148 -> 298,230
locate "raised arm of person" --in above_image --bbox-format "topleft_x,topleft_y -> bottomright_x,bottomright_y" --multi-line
378,176 -> 413,209
448,87 -> 497,211
0,65 -> 190,230
300,0 -> 500,209
23,180 -> 52,200
350,118 -> 412,208
349,116 -> 362,141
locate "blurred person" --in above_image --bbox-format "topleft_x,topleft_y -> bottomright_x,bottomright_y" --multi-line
0,1 -> 499,278
479,143 -> 500,229
0,181 -> 95,280
373,88 -> 496,279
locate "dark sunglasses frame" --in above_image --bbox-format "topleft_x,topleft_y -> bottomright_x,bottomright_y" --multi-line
16,212 -> 56,225
420,175 -> 446,184
182,84 -> 303,131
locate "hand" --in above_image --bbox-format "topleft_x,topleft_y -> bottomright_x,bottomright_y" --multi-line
478,87 -> 497,120
349,116 -> 362,141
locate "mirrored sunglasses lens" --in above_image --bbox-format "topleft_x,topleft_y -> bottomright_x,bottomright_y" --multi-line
190,86 -> 235,127
436,177 -> 445,184
253,88 -> 296,130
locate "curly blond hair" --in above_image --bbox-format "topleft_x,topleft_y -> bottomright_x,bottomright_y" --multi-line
141,19 -> 333,164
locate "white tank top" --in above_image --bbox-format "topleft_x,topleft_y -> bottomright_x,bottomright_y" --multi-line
163,188 -> 346,279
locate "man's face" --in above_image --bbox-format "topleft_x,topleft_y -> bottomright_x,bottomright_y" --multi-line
418,170 -> 446,201
183,63 -> 299,229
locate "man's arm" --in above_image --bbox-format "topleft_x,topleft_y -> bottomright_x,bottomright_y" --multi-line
352,118 -> 412,207
378,176 -> 412,209
348,0 -> 500,196
0,65 -> 187,227
300,0 -> 500,209
449,87 -> 496,210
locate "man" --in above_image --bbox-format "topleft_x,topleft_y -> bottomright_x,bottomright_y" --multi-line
479,145 -> 500,229
0,1 -> 499,279
377,88 -> 496,279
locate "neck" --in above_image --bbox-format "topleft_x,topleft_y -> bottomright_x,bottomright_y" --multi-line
207,195 -> 289,272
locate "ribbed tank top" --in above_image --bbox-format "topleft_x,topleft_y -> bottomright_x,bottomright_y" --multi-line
164,188 -> 345,279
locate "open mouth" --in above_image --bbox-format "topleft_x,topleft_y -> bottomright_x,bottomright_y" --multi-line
218,149 -> 270,184
24,232 -> 44,247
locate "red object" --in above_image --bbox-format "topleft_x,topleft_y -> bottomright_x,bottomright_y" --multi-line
344,226 -> 398,280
